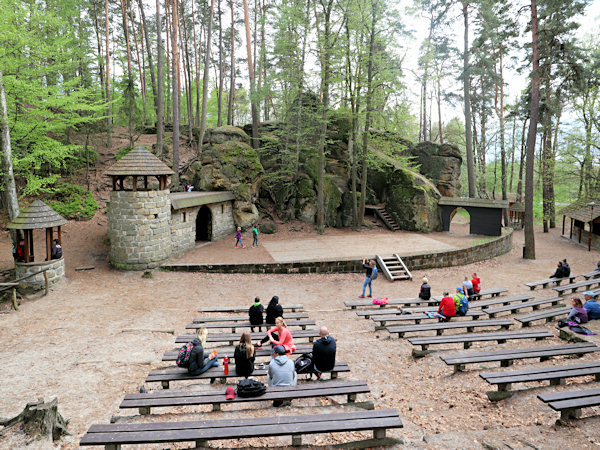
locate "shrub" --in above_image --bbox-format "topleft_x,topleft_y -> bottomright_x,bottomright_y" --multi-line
48,183 -> 98,220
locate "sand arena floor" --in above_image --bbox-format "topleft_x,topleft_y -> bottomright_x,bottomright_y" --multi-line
1,216 -> 600,449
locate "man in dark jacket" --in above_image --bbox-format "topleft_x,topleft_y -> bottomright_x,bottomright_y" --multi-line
550,261 -> 567,279
312,326 -> 336,379
562,259 -> 571,277
248,297 -> 264,332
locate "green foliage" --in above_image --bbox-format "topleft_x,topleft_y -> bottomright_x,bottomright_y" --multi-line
48,182 -> 98,220
115,146 -> 134,161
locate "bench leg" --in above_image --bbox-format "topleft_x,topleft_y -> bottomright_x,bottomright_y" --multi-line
521,322 -> 530,328
212,403 -> 221,411
560,408 -> 581,421
466,327 -> 474,333
105,445 -> 122,450
161,381 -> 170,389
488,313 -> 496,318
545,282 -> 551,287
195,439 -> 208,447
348,393 -> 357,402
397,333 -> 405,338
463,342 -> 472,349
497,339 -> 506,344
364,315 -> 370,319
301,325 -> 306,330
436,329 -> 444,336
500,360 -> 513,368
550,378 -> 565,386
351,306 -> 356,309
540,356 -> 550,362
529,286 -> 535,290
380,321 -> 387,327
421,344 -> 430,350
532,305 -> 540,310
545,317 -> 554,323
453,364 -> 465,373
292,435 -> 302,446
498,383 -> 511,392
595,373 -> 600,382
232,327 -> 236,333
535,336 -> 544,341
331,371 -> 338,379
415,319 -> 421,324
220,377 -> 226,384
139,407 -> 151,415
373,428 -> 386,439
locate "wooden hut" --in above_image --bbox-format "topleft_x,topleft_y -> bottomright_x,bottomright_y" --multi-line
561,200 -> 600,251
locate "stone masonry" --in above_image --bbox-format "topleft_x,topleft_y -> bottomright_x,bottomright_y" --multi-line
208,201 -> 236,241
15,257 -> 65,291
108,190 -> 172,270
170,208 -> 198,257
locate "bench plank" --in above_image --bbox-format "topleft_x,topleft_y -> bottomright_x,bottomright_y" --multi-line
480,361 -> 600,386
193,312 -> 309,323
175,329 -> 320,345
469,287 -> 508,300
387,319 -> 513,338
80,409 -> 403,447
485,296 -> 564,318
198,305 -> 303,313
524,275 -> 577,290
345,297 -> 440,309
553,279 -> 600,295
185,320 -> 316,332
163,345 -> 313,361
581,270 -> 600,280
372,310 -> 485,327
515,307 -> 570,327
408,329 -> 552,350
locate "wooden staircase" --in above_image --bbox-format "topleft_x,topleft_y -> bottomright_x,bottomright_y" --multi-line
372,206 -> 400,232
376,254 -> 412,282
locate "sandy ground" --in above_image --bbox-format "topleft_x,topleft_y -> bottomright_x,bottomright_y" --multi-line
1,215 -> 600,449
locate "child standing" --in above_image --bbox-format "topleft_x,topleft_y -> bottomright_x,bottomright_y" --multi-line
235,227 -> 246,248
252,225 -> 259,248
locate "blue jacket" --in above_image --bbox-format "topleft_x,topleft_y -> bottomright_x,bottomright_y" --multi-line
584,300 -> 600,320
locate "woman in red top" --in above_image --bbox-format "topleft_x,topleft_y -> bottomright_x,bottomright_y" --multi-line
257,317 -> 296,353
437,291 -> 456,322
471,273 -> 481,294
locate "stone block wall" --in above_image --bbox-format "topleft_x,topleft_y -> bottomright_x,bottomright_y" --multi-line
108,190 -> 172,270
15,258 -> 65,291
170,208 -> 198,256
209,201 -> 236,241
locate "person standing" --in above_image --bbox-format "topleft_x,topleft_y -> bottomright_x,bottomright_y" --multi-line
359,258 -> 376,298
235,227 -> 246,248
252,225 -> 259,248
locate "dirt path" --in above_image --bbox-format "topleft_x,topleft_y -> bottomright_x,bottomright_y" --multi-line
1,221 -> 600,448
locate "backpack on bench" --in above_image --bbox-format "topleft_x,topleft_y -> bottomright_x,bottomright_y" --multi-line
236,378 -> 267,397
294,352 -> 314,374
176,342 -> 194,368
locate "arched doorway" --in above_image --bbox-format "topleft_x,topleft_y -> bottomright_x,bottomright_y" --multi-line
449,207 -> 470,235
196,206 -> 212,241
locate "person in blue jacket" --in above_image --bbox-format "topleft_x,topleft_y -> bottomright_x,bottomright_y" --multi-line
583,291 -> 600,320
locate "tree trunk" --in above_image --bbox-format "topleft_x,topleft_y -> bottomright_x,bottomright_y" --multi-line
92,3 -> 106,102
227,0 -> 235,125
509,114 -> 516,191
179,0 -> 195,147
0,70 -> 20,223
217,0 -> 224,126
497,45 -> 508,225
541,73 -> 552,233
156,0 -> 164,156
120,0 -> 134,148
462,1 -> 476,197
517,117 -> 527,202
189,0 -> 201,127
171,0 -> 181,188
243,0 -> 259,149
549,106 -> 561,228
0,398 -> 68,441
437,76 -> 443,144
130,2 -> 147,124
105,0 -> 112,147
198,0 -> 215,154
524,0 -> 539,259
137,0 -> 158,120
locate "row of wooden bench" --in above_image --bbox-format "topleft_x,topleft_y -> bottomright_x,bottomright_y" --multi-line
525,270 -> 600,290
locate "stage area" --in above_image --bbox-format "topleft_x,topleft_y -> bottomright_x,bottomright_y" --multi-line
171,218 -> 483,264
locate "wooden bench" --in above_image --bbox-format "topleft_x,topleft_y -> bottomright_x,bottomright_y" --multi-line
121,380 -> 371,414
553,278 -> 600,295
469,287 -> 508,300
162,345 -> 314,362
484,296 -> 564,318
147,361 -> 351,389
441,342 -> 598,373
515,307 -> 571,327
344,297 -> 440,309
480,360 -> 600,401
538,387 -> 600,420
371,310 -> 486,328
186,320 -> 316,333
408,329 -> 552,351
387,319 -> 513,338
524,275 -> 578,290
80,408 -> 404,448
175,329 -> 321,346
193,312 -> 309,323
581,270 -> 600,280
198,304 -> 304,313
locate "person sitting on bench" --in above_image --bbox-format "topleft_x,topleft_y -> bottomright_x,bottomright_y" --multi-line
257,317 -> 296,353
437,290 -> 456,322
583,291 -> 600,320
418,278 -> 431,300
453,286 -> 468,316
188,328 -> 218,376
566,297 -> 588,324
311,326 -> 336,379
550,261 -> 566,279
562,259 -> 571,277
265,296 -> 283,325
471,273 -> 481,294
267,345 -> 297,406
248,297 -> 264,332
51,239 -> 62,259
234,331 -> 255,378
462,277 -> 474,297
15,239 -> 25,262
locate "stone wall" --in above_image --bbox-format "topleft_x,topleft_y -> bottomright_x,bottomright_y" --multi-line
108,190 -> 171,270
170,208 -> 198,256
15,258 -> 65,291
162,228 -> 513,274
209,201 -> 236,241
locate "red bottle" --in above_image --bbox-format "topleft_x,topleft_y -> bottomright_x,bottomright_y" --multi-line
224,356 -> 229,375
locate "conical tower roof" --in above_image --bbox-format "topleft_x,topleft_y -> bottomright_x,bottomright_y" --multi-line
104,145 -> 174,177
7,200 -> 68,230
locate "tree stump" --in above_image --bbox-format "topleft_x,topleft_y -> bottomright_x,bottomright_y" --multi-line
0,398 -> 69,441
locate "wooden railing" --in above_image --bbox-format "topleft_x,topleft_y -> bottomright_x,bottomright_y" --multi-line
0,269 -> 50,310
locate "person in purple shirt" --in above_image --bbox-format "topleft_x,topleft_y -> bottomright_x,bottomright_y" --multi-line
567,297 -> 588,324
583,291 -> 600,320
235,226 -> 246,248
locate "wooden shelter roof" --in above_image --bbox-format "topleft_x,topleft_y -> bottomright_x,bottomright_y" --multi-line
104,146 -> 174,177
6,200 -> 68,230
561,199 -> 600,223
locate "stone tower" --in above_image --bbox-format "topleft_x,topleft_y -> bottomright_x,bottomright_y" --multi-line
105,146 -> 174,270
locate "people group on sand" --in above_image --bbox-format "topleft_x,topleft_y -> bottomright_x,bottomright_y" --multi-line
550,260 -> 571,279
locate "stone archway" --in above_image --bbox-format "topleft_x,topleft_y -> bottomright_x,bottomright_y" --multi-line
196,205 -> 212,241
